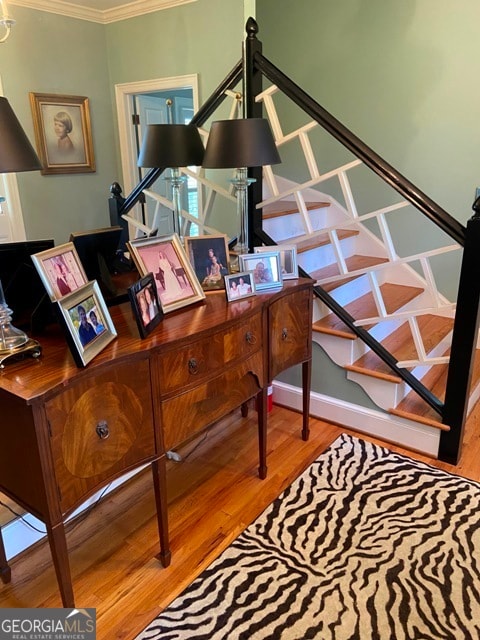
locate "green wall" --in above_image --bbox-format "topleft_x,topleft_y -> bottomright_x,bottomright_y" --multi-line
1,0 -> 245,245
256,0 -> 480,224
255,0 -> 480,407
0,6 -> 115,244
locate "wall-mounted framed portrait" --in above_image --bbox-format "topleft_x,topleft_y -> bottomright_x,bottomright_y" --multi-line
29,92 -> 95,175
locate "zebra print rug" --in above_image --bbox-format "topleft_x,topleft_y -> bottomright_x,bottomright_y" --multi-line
135,433 -> 480,639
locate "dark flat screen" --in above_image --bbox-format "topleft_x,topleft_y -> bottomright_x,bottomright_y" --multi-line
70,226 -> 122,299
0,238 -> 55,332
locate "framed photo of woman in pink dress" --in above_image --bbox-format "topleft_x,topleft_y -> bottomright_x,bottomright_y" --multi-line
31,241 -> 88,301
127,233 -> 205,314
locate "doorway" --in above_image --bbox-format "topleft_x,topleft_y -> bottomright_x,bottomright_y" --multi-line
114,75 -> 199,238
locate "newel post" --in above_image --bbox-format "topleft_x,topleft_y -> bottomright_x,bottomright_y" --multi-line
108,181 -> 129,252
244,17 -> 264,250
439,199 -> 480,463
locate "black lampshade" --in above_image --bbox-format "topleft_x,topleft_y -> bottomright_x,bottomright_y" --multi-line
0,97 -> 42,173
202,118 -> 281,169
137,123 -> 204,168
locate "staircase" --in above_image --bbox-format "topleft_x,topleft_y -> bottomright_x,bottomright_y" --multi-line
261,185 -> 480,453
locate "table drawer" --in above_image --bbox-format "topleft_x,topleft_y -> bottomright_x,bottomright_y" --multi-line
156,312 -> 263,395
161,350 -> 264,450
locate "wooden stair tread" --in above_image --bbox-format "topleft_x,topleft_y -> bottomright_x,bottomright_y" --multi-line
295,229 -> 359,254
263,200 -> 329,219
388,406 -> 449,431
349,315 -> 454,378
312,319 -> 355,340
345,363 -> 401,383
310,255 -> 390,292
390,346 -> 480,429
313,282 -> 425,339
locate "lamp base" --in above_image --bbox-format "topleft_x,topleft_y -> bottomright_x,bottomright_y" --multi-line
0,339 -> 42,369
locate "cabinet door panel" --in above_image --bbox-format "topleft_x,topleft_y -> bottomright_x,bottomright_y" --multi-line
269,289 -> 312,380
46,359 -> 155,514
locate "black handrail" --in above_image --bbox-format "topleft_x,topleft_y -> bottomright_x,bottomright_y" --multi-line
253,51 -> 466,247
240,18 -> 448,416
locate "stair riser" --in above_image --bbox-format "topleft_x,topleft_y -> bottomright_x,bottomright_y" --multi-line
298,236 -> 358,273
264,214 -> 306,242
346,368 -> 402,411
312,331 -> 356,368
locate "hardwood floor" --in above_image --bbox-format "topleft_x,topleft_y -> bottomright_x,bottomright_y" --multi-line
1,401 -> 480,639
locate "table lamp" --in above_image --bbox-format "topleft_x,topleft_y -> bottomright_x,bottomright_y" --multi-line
137,124 -> 204,238
202,117 -> 281,255
0,96 -> 42,363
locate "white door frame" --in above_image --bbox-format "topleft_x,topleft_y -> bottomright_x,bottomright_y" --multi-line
114,74 -> 199,233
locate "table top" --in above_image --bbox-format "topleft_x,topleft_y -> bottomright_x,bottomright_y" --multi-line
0,278 -> 313,404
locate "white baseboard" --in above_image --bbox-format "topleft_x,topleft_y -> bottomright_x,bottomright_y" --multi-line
272,381 -> 441,458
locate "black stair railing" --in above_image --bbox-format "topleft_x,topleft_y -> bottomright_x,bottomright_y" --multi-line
243,17 -> 450,416
242,18 -> 479,463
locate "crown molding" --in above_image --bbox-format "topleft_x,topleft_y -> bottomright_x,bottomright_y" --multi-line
10,0 -> 197,24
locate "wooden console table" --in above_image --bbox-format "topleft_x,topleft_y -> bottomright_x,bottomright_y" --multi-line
0,278 -> 313,606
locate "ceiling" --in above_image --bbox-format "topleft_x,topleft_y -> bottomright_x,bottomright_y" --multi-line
10,0 -> 196,23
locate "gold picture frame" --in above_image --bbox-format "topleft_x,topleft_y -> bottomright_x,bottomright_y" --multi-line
128,233 -> 205,314
29,92 -> 96,175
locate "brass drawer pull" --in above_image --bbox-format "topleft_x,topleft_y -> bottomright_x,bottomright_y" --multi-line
281,328 -> 288,340
245,331 -> 257,345
188,358 -> 199,375
96,420 -> 110,440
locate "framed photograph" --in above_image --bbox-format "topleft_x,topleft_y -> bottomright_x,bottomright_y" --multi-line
184,234 -> 230,291
29,92 -> 96,175
31,241 -> 88,301
224,272 -> 256,302
127,233 -> 205,314
239,252 -> 283,292
56,281 -> 116,367
128,273 -> 164,338
254,244 -> 298,279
